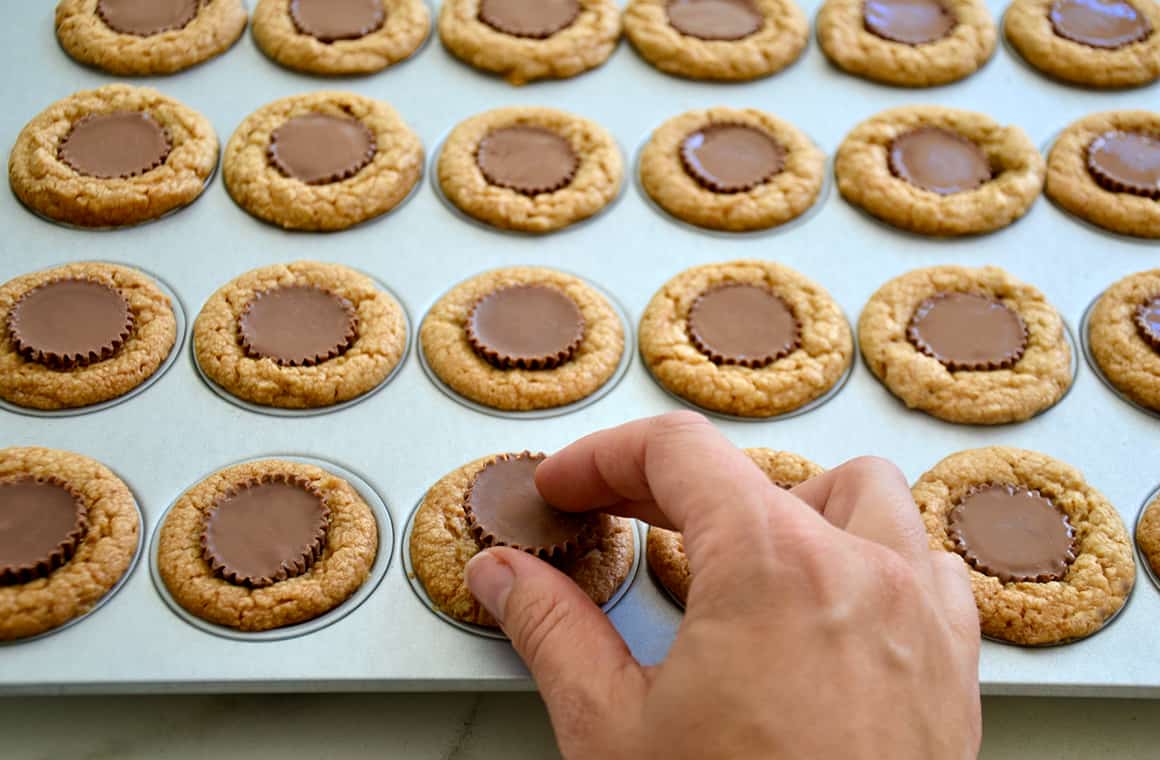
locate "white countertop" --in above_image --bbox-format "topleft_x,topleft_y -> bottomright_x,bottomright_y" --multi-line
1,694 -> 1157,758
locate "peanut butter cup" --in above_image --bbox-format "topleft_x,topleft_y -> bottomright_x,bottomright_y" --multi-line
948,485 -> 1077,583
863,0 -> 957,45
0,477 -> 87,585
666,0 -> 764,41
59,112 -> 172,180
238,285 -> 357,367
1136,296 -> 1160,351
889,127 -> 992,195
466,285 -> 585,370
687,284 -> 800,368
475,126 -> 578,196
6,279 -> 134,370
1049,0 -> 1152,50
1087,131 -> 1160,199
907,292 -> 1027,371
680,124 -> 786,193
290,0 -> 386,43
464,453 -> 595,561
268,113 -> 377,185
479,0 -> 580,38
97,0 -> 199,37
202,475 -> 330,589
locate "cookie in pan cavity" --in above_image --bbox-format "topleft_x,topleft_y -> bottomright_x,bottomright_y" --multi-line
55,0 -> 247,75
437,107 -> 623,233
1087,269 -> 1160,411
410,452 -> 635,627
439,0 -> 620,85
1,262 -> 179,411
817,0 -> 996,86
638,107 -> 825,232
1005,0 -> 1160,87
624,0 -> 809,81
1,447 -> 140,641
420,267 -> 625,412
252,0 -> 431,75
157,459 -> 378,632
648,448 -> 823,606
1046,110 -> 1160,238
1137,490 -> 1160,581
914,446 -> 1135,645
639,260 -> 853,418
9,85 -> 218,228
193,261 -> 407,409
859,265 -> 1072,424
834,105 -> 1045,236
223,92 -> 423,231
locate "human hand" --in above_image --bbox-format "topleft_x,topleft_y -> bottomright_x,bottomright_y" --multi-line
465,411 -> 981,759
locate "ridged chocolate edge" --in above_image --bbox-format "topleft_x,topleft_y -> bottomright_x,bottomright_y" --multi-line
887,126 -> 993,194
58,113 -> 174,179
464,287 -> 585,370
861,1 -> 957,46
1050,8 -> 1152,52
96,0 -> 200,37
5,278 -> 135,370
289,0 -> 386,42
475,128 -> 579,196
1086,131 -> 1160,200
200,473 -> 331,589
238,286 -> 359,367
906,292 -> 1029,372
0,475 -> 89,586
267,118 -> 378,186
478,1 -> 581,39
686,284 -> 801,369
1135,296 -> 1160,351
678,122 -> 786,194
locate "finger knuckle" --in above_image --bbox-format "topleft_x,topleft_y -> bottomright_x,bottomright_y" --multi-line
651,410 -> 711,439
844,455 -> 905,483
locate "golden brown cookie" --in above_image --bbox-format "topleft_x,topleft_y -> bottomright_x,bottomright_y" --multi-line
624,0 -> 808,81
252,0 -> 430,75
639,260 -> 853,418
647,448 -> 823,606
55,0 -> 248,75
1,447 -> 140,641
817,0 -> 996,86
835,105 -> 1045,236
639,107 -> 825,232
437,107 -> 623,233
1087,269 -> 1160,412
194,261 -> 407,410
223,91 -> 423,232
409,453 -> 636,627
1046,111 -> 1160,239
0,262 -> 178,411
1137,490 -> 1160,581
915,446 -> 1135,645
859,265 -> 1072,425
420,266 -> 625,412
9,84 -> 219,228
157,459 -> 378,632
439,0 -> 620,85
1005,0 -> 1160,88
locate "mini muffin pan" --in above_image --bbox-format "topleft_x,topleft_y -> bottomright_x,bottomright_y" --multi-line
2,0 -> 1158,696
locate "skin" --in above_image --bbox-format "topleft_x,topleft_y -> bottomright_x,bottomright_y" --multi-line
466,411 -> 981,759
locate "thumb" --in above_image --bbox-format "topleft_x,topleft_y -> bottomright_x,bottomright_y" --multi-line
466,547 -> 643,708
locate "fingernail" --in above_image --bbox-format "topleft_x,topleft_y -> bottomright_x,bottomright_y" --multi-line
465,550 -> 515,624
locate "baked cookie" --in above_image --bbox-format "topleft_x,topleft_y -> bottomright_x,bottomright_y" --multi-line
915,446 -> 1135,645
157,459 -> 378,632
194,261 -> 407,410
410,452 -> 635,628
639,260 -> 853,418
859,265 -> 1072,425
9,84 -> 218,228
439,0 -> 620,85
1046,111 -> 1160,238
1,262 -> 178,411
624,0 -> 808,81
1005,0 -> 1160,88
420,266 -> 625,412
55,0 -> 247,75
1137,491 -> 1160,581
252,0 -> 431,75
1087,269 -> 1160,412
647,448 -> 823,606
1,447 -> 140,641
834,105 -> 1045,236
223,91 -> 423,231
639,107 -> 825,232
817,0 -> 996,86
437,107 -> 623,233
